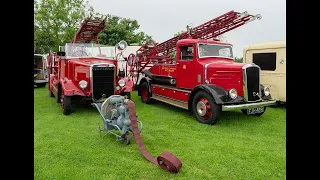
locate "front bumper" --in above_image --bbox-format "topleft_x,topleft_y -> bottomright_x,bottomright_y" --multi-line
222,100 -> 277,111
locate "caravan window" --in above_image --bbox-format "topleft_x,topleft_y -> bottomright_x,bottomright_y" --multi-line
253,52 -> 276,71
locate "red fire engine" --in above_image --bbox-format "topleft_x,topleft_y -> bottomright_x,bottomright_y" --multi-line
127,10 -> 276,125
47,16 -> 134,115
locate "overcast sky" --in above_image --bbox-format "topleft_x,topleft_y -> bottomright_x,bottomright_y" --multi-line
87,0 -> 286,58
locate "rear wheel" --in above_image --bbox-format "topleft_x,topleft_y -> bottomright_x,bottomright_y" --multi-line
123,132 -> 131,145
61,93 -> 72,115
192,91 -> 221,125
140,82 -> 153,104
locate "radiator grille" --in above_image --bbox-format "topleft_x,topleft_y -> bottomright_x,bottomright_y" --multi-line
244,66 -> 260,102
92,66 -> 115,100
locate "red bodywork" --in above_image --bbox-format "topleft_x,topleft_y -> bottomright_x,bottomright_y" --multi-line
47,16 -> 133,113
133,10 -> 263,107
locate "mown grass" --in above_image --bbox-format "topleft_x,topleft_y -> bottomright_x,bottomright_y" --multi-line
34,86 -> 286,180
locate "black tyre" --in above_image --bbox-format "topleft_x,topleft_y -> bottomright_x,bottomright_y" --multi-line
49,85 -> 54,97
192,91 -> 221,125
241,107 -> 266,116
61,93 -> 72,115
57,88 -> 61,103
140,82 -> 153,104
48,77 -> 54,97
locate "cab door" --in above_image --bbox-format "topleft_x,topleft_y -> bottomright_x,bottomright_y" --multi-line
176,44 -> 196,89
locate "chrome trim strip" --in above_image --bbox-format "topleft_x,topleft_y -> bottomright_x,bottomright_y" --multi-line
222,100 -> 276,111
151,84 -> 191,93
204,62 -> 216,84
242,63 -> 262,102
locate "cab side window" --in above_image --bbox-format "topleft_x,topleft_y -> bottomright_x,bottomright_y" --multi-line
180,46 -> 194,60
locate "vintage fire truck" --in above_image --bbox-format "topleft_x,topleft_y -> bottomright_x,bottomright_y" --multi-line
47,16 -> 134,115
126,10 -> 277,125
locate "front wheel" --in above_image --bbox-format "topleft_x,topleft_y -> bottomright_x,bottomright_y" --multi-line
241,107 -> 266,116
61,93 -> 72,115
192,91 -> 221,125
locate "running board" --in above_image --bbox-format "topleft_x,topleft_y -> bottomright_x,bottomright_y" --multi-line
151,94 -> 188,110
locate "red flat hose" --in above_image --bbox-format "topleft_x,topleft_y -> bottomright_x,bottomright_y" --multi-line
127,100 -> 183,173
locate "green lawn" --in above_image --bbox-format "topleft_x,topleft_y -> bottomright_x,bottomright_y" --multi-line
34,87 -> 286,180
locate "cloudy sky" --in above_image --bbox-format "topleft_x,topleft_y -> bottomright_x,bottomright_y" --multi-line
87,0 -> 286,58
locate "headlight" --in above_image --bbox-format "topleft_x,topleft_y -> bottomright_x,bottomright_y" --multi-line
263,87 -> 270,96
118,79 -> 125,87
229,88 -> 238,99
79,80 -> 88,89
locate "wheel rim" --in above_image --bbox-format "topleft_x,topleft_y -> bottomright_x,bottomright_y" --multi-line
196,98 -> 211,120
142,87 -> 148,101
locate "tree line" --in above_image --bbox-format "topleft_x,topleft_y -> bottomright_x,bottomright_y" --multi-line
34,0 -> 152,54
34,0 -> 243,61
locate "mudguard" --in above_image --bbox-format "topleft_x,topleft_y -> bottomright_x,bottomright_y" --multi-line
188,84 -> 244,109
59,78 -> 85,96
137,77 -> 153,96
120,77 -> 134,92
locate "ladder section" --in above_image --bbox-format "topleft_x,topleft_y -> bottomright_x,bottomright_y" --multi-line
72,16 -> 107,43
140,10 -> 261,57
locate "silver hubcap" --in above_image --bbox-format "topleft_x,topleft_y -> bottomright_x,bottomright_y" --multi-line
196,101 -> 206,116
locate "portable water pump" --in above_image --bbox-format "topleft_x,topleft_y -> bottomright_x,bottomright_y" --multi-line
92,95 -> 182,173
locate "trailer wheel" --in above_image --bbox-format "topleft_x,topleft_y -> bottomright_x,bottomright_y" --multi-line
192,91 -> 221,125
241,107 -> 266,116
140,82 -> 153,104
61,93 -> 72,115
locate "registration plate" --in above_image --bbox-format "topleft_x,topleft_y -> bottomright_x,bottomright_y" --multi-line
247,107 -> 265,115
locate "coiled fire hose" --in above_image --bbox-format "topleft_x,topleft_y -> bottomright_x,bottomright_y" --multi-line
127,100 -> 183,173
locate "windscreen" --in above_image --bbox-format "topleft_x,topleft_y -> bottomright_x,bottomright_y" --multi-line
198,43 -> 233,58
65,43 -> 116,59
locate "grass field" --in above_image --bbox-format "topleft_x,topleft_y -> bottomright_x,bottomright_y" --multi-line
34,86 -> 286,180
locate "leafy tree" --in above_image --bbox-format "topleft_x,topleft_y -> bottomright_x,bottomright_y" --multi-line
98,15 -> 152,46
34,0 -> 94,53
34,0 -> 152,53
234,57 -> 243,63
174,30 -> 186,37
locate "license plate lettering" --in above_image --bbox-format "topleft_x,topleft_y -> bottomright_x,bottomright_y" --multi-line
247,107 -> 264,114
